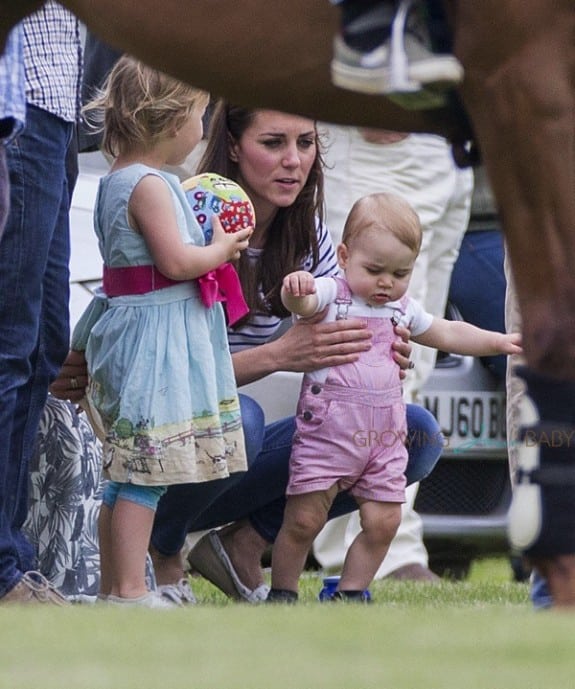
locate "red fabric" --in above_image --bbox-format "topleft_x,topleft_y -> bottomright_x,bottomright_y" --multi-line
102,264 -> 179,296
102,263 -> 249,326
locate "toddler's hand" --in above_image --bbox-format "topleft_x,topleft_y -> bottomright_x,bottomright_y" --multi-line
500,332 -> 523,355
282,270 -> 316,297
211,215 -> 252,262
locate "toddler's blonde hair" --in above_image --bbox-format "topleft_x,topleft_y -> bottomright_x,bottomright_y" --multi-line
342,192 -> 422,255
82,55 -> 210,158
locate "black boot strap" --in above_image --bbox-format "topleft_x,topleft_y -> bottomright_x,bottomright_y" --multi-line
516,465 -> 575,486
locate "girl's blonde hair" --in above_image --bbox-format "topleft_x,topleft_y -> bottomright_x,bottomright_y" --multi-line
82,55 -> 210,158
342,192 -> 422,255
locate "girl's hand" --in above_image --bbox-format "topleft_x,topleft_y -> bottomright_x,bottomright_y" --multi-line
211,215 -> 252,262
282,270 -> 316,297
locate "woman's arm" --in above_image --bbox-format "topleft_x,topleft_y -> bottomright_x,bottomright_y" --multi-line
392,324 -> 413,380
233,314 -> 373,386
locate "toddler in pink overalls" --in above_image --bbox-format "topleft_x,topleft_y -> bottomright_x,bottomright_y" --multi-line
267,192 -> 522,603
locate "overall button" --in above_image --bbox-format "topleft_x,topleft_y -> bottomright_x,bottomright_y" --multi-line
311,384 -> 322,394
303,411 -> 313,421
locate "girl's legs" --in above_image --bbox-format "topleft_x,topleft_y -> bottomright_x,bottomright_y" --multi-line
270,486 -> 339,595
110,499 -> 157,599
102,482 -> 165,600
338,499 -> 402,591
98,503 -> 113,596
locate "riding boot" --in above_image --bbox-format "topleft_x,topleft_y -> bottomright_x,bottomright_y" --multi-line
507,366 -> 575,558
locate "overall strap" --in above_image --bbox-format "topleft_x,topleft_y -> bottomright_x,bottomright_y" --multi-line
390,295 -> 409,326
333,276 -> 352,320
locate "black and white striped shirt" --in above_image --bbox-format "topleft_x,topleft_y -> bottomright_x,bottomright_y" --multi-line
228,219 -> 339,352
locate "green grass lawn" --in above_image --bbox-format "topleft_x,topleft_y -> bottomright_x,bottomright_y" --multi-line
2,558 -> 575,689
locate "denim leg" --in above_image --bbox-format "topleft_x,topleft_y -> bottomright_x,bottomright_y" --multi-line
0,106 -> 72,594
448,229 -> 507,381
250,403 -> 443,543
0,146 -> 8,241
151,394 -> 268,555
187,413 -> 295,532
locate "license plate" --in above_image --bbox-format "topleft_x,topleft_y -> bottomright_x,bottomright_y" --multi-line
421,390 -> 507,456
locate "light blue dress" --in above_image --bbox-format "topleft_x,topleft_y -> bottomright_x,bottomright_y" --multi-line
83,164 -> 246,487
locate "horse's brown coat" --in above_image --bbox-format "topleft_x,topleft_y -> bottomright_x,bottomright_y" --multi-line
3,0 -> 575,604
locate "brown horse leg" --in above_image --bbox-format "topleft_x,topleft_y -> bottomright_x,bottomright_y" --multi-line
454,0 -> 575,606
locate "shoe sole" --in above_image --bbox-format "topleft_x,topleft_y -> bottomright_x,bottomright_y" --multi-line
187,531 -> 247,601
107,593 -> 178,609
331,56 -> 463,97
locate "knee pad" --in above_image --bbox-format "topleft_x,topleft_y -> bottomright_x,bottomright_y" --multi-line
507,393 -> 543,551
507,367 -> 575,557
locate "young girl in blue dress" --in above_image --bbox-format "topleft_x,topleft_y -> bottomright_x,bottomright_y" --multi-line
80,56 -> 252,608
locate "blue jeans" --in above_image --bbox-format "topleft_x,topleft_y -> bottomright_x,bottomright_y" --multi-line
448,229 -> 507,381
0,146 -> 8,240
151,395 -> 442,555
0,105 -> 73,596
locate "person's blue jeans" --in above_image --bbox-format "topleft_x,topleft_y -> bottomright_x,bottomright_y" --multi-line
0,146 -> 9,241
0,105 -> 73,596
448,229 -> 507,381
151,395 -> 443,554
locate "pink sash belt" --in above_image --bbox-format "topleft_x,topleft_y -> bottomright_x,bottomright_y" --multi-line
102,263 -> 249,326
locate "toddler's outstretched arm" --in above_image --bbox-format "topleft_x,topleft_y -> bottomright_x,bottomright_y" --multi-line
281,270 -> 319,318
414,318 -> 522,357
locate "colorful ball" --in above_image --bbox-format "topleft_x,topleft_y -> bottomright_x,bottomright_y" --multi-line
181,172 -> 255,243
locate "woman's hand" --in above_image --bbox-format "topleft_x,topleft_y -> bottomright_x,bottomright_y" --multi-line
272,311 -> 372,373
392,323 -> 413,380
49,350 -> 88,403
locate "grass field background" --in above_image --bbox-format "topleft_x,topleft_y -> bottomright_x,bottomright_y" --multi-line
2,558 -> 575,689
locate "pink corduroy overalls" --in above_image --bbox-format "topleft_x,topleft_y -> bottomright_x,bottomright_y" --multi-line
288,277 -> 407,503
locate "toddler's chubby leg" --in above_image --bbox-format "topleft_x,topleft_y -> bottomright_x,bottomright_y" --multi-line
268,487 -> 338,602
338,499 -> 401,592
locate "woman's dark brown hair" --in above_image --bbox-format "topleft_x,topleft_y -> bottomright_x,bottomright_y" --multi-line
197,100 -> 326,324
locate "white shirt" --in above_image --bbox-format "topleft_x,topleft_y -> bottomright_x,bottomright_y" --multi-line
304,275 -> 434,382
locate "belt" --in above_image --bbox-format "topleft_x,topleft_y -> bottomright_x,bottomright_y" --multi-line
102,263 -> 249,326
